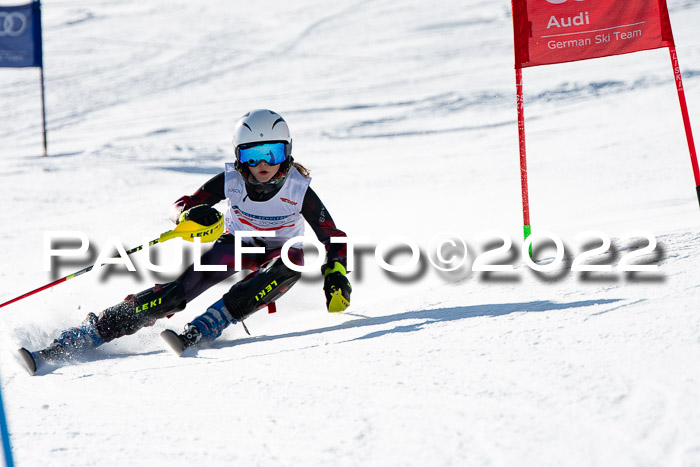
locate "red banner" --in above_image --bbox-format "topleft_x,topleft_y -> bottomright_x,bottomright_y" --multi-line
512,0 -> 675,68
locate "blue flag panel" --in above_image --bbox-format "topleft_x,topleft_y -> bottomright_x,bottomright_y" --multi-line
0,0 -> 42,68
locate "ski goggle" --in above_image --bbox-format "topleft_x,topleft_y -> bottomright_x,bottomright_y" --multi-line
238,142 -> 287,167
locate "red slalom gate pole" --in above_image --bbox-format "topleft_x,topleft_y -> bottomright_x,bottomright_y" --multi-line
669,46 -> 700,210
516,67 -> 533,252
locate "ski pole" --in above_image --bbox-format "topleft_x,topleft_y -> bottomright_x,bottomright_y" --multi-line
0,215 -> 224,310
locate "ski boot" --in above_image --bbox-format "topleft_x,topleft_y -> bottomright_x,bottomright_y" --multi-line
161,299 -> 236,356
17,313 -> 104,375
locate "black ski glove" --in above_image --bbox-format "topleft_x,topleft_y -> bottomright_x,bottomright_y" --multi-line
323,262 -> 351,313
178,205 -> 222,227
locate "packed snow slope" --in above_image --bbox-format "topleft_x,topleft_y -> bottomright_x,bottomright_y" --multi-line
1,0 -> 700,466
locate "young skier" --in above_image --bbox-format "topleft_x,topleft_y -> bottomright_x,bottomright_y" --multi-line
18,109 -> 352,375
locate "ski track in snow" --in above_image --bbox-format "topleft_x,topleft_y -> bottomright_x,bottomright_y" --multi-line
1,0 -> 700,466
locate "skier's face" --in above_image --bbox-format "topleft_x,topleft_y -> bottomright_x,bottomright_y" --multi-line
248,161 -> 281,183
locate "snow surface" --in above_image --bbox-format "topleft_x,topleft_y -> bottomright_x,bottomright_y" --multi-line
1,0 -> 700,465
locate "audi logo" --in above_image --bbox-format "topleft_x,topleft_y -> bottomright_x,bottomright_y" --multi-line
0,12 -> 28,38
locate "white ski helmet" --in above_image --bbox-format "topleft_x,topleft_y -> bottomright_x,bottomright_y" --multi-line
232,109 -> 292,158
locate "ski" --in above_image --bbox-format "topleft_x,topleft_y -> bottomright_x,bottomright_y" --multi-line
160,329 -> 185,357
17,348 -> 37,376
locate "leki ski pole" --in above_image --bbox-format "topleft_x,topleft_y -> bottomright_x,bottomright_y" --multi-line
0,215 -> 224,310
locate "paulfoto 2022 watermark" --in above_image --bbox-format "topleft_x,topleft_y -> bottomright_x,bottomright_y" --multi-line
43,230 -> 662,281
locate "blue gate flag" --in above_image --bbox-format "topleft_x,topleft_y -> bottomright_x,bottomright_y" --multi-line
0,0 -> 42,68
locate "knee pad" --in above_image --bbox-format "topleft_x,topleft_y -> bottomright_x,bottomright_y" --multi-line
96,282 -> 187,341
223,257 -> 301,322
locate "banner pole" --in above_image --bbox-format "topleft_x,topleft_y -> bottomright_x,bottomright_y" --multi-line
516,67 -> 532,251
39,66 -> 47,157
669,46 -> 700,209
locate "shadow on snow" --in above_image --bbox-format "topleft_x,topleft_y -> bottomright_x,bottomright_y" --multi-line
30,298 -> 623,375
215,298 -> 623,348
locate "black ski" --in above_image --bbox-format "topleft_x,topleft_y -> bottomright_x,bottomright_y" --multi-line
17,348 -> 37,376
160,330 -> 185,357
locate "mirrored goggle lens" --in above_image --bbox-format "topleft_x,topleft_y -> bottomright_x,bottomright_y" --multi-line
239,143 -> 287,167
